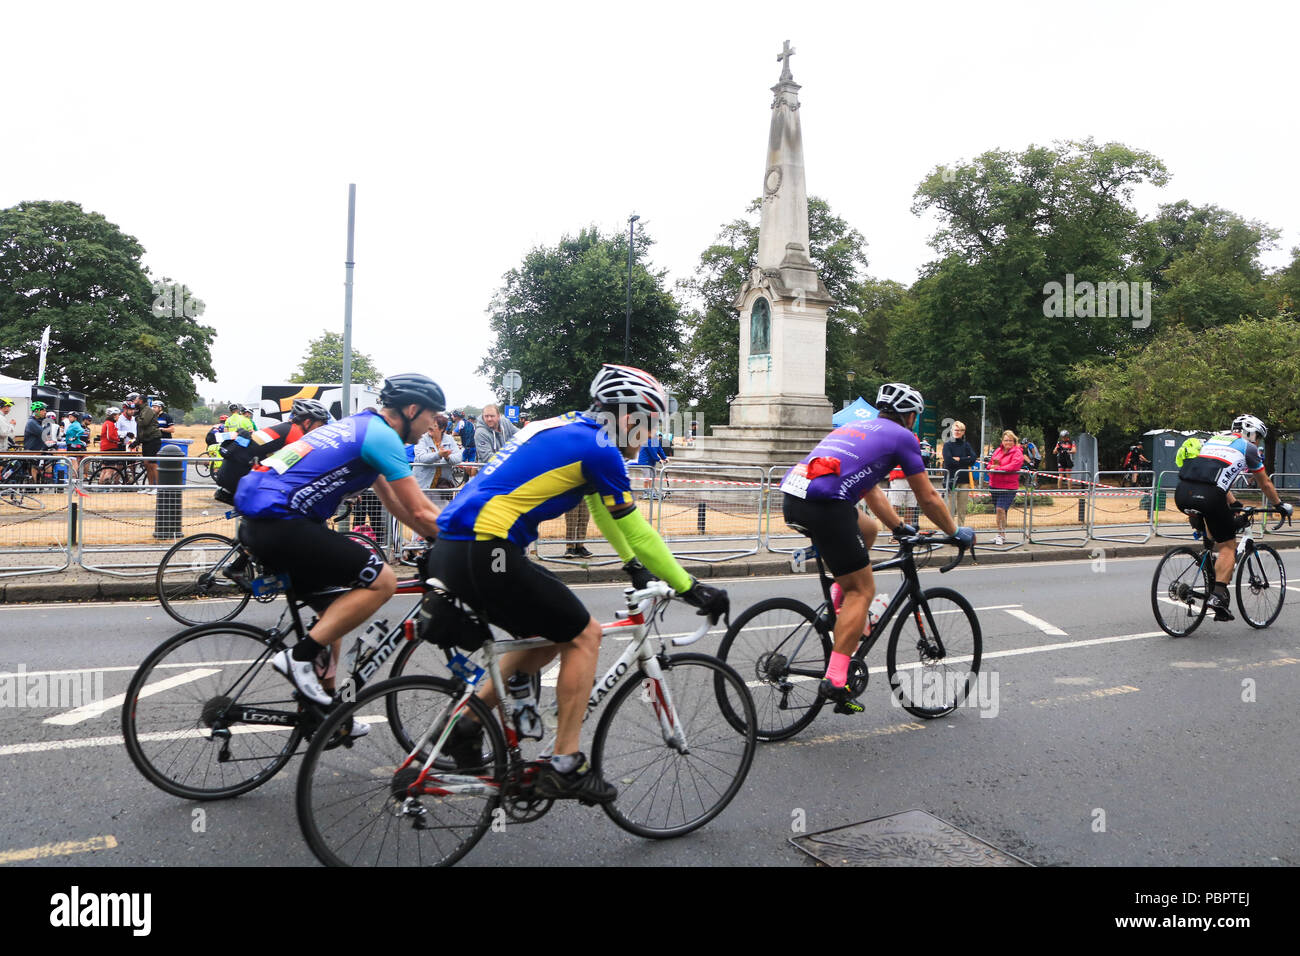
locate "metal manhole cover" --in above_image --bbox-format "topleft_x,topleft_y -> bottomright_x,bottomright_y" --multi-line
791,809 -> 1031,867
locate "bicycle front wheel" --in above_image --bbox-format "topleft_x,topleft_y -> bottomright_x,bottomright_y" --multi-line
297,675 -> 506,867
716,597 -> 830,740
1237,543 -> 1286,629
343,529 -> 388,566
593,653 -> 756,839
1151,546 -> 1211,637
122,623 -> 301,800
886,587 -> 982,719
0,487 -> 44,510
156,533 -> 252,625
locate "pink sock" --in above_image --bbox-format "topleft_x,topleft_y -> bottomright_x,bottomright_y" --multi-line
830,582 -> 844,612
826,652 -> 851,687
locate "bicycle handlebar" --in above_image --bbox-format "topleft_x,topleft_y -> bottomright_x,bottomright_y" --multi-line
895,531 -> 974,573
622,581 -> 716,647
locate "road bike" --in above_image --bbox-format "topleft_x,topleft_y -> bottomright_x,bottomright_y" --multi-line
81,455 -> 149,487
1151,505 -> 1289,637
155,524 -> 389,626
717,531 -> 980,740
193,455 -> 221,479
295,580 -> 757,866
0,458 -> 47,510
123,572 -> 468,800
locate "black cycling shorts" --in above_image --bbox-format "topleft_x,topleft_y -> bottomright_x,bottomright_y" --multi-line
782,493 -> 871,578
424,538 -> 591,643
240,518 -> 386,596
140,438 -> 163,457
1174,480 -> 1236,543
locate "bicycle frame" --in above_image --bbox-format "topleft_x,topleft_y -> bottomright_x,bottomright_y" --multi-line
398,582 -> 708,797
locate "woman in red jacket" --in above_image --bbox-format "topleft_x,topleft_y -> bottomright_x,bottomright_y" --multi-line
988,430 -> 1025,545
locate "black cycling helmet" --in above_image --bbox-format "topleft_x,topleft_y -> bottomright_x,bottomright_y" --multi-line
380,373 -> 446,413
291,398 -> 331,422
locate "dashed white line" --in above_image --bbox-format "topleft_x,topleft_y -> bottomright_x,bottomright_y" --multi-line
1003,609 -> 1068,636
43,668 -> 220,726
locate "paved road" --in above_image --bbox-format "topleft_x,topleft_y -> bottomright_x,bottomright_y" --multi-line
2,549 -> 1298,867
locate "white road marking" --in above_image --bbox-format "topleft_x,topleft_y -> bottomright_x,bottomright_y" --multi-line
43,668 -> 220,725
1003,609 -> 1067,636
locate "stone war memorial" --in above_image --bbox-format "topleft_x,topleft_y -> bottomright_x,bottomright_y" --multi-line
679,41 -> 834,467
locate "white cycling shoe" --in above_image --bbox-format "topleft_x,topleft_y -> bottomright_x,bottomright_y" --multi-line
272,649 -> 333,706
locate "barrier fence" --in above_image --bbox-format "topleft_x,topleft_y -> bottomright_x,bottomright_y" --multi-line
1267,474 -> 1300,538
6,454 -> 1300,580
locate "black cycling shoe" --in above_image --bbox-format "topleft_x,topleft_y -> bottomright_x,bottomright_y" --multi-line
1208,593 -> 1234,622
434,719 -> 487,773
534,754 -> 618,805
818,679 -> 865,715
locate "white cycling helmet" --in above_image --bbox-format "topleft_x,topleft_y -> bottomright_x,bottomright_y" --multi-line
1231,414 -> 1267,442
590,363 -> 670,417
875,382 -> 924,416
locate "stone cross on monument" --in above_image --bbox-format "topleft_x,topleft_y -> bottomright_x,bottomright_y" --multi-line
678,41 -> 835,466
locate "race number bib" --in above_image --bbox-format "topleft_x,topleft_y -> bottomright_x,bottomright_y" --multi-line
780,463 -> 811,499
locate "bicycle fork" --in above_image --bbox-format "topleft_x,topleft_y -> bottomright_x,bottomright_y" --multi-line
637,650 -> 688,753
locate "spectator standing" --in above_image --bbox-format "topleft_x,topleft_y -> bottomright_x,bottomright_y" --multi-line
1053,429 -> 1077,486
128,393 -> 163,491
0,398 -> 14,452
24,402 -> 47,451
636,430 -> 668,498
42,411 -> 60,450
942,421 -> 977,522
564,500 -> 593,558
116,404 -> 138,450
413,413 -> 462,491
988,430 -> 1025,545
225,403 -> 255,436
475,403 -> 518,463
154,402 -> 175,440
451,410 -> 477,463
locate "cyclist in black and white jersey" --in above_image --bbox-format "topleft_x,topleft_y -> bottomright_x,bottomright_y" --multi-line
1174,414 -> 1292,620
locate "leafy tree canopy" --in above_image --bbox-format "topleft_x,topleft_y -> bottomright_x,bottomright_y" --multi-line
0,200 -> 216,407
478,225 -> 685,418
289,330 -> 383,386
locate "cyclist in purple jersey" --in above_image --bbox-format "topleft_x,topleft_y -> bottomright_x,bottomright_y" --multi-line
781,382 -> 974,711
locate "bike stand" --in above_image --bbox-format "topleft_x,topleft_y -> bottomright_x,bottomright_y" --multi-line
790,809 -> 1031,867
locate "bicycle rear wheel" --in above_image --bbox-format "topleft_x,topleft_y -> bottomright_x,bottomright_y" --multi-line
343,529 -> 388,565
0,487 -> 44,510
886,587 -> 982,719
122,623 -> 302,800
156,533 -> 253,625
593,653 -> 756,839
297,675 -> 506,867
1236,543 -> 1286,629
716,597 -> 830,740
1151,546 -> 1211,637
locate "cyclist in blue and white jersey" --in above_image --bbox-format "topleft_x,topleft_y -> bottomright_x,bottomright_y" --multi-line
780,383 -> 975,711
235,374 -> 445,711
1174,414 -> 1292,620
427,363 -> 728,803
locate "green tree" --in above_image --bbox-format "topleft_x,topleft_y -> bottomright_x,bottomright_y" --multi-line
0,200 -> 216,407
679,197 -> 882,429
890,140 -> 1169,450
478,226 -> 685,418
1071,315 -> 1300,466
289,330 -> 383,386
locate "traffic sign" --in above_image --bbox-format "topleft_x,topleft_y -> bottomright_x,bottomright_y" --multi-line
502,370 -> 522,392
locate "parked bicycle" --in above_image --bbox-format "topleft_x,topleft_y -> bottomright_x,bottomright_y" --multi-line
1151,505 -> 1288,637
295,579 -> 757,866
81,455 -> 149,487
717,530 -> 980,740
155,522 -> 388,625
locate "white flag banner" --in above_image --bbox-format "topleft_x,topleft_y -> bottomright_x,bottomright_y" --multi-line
37,326 -> 51,386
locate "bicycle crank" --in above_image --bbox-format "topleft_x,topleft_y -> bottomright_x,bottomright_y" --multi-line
846,660 -> 869,698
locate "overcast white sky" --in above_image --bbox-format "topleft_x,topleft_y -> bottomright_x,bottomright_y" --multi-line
5,0 -> 1297,408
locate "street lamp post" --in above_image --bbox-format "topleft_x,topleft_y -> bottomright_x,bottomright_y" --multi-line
969,395 -> 987,462
845,370 -> 856,409
625,214 -> 639,364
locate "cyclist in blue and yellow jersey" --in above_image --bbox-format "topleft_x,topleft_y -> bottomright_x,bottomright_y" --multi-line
780,382 -> 975,713
427,363 -> 729,804
235,375 -> 444,720
1175,414 -> 1292,621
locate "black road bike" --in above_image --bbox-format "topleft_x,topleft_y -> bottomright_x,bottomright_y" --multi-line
718,531 -> 980,740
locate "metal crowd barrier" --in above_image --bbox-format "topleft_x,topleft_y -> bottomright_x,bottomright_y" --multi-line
1266,473 -> 1300,538
0,454 -> 74,577
76,457 -> 234,576
1028,470 -> 1089,547
968,470 -> 1027,551
1150,470 -> 1196,540
1088,470 -> 1153,543
532,464 -> 658,567
763,464 -> 809,555
653,462 -> 764,562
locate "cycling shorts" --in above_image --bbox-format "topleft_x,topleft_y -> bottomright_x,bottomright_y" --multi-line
140,438 -> 163,457
1174,480 -> 1237,543
782,493 -> 871,578
239,518 -> 386,597
423,538 -> 590,643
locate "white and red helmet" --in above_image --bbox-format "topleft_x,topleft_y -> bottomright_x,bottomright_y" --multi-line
590,363 -> 670,417
1231,414 -> 1267,443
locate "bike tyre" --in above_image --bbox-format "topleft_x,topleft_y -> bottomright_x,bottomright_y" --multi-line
1236,543 -> 1286,629
885,587 -> 982,719
1151,546 -> 1210,637
156,532 -> 253,626
716,597 -> 830,740
593,653 -> 756,839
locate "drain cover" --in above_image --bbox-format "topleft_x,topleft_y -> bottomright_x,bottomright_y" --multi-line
791,809 -> 1030,867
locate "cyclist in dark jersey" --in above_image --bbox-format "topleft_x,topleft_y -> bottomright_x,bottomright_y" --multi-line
429,363 -> 728,803
214,398 -> 331,505
1175,414 -> 1292,621
781,382 -> 975,711
236,374 -> 444,712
